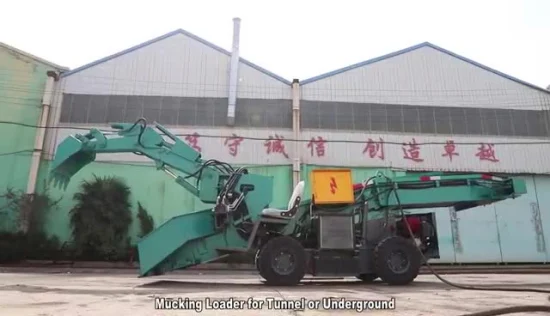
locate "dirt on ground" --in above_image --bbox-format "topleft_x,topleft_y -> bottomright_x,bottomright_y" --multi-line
0,270 -> 549,315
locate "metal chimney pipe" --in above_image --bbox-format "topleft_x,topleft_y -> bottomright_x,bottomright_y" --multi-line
227,17 -> 241,126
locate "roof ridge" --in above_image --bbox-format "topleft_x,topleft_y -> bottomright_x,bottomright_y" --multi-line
0,41 -> 68,71
300,42 -> 550,95
61,28 -> 291,85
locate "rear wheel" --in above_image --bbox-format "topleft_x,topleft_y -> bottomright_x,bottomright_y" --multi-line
374,236 -> 421,285
257,236 -> 306,286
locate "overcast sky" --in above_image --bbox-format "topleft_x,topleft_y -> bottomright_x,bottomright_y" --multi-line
1,0 -> 549,88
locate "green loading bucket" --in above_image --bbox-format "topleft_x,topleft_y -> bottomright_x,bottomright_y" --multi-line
50,136 -> 96,189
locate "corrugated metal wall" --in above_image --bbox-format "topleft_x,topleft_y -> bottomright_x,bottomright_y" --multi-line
299,45 -> 550,175
61,33 -> 289,100
301,130 -> 550,174
43,31 -> 292,159
300,45 -> 550,110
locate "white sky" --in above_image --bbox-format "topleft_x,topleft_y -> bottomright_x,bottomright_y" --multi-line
1,0 -> 549,88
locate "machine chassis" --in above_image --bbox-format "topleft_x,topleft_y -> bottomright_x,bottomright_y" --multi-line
218,198 -> 440,286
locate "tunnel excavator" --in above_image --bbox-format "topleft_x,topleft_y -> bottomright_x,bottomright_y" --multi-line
50,119 -> 527,286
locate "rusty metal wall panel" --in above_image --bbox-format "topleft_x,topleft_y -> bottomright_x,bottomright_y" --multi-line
62,34 -> 291,100
301,130 -> 550,174
301,46 -> 550,111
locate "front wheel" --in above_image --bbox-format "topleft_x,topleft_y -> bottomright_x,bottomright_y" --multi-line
254,247 -> 265,278
257,236 -> 306,286
374,236 -> 421,285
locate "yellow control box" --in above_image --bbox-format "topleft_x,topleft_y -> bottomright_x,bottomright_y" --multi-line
310,169 -> 354,205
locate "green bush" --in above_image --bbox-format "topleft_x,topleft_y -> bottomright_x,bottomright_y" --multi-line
69,175 -> 133,261
0,232 -> 27,262
0,188 -> 61,263
0,187 -> 60,234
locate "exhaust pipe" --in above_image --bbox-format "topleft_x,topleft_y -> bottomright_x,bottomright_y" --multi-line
227,17 -> 241,126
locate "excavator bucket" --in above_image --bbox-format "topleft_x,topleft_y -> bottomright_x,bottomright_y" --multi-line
49,136 -> 96,189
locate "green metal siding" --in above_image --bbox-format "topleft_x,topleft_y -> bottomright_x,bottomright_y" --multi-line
31,159 -> 550,263
0,48 -> 56,232
36,161 -> 292,243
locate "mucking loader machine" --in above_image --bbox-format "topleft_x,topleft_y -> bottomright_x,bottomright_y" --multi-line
50,119 -> 527,286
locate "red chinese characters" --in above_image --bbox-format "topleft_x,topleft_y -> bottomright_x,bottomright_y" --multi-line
184,132 -> 201,152
402,138 -> 423,162
307,136 -> 326,157
442,140 -> 459,162
224,133 -> 244,157
264,134 -> 289,158
476,143 -> 499,162
363,137 -> 385,160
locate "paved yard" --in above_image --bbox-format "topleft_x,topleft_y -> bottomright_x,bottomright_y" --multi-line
0,271 -> 549,315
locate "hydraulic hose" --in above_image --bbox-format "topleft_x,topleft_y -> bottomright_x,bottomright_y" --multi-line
390,187 -> 550,315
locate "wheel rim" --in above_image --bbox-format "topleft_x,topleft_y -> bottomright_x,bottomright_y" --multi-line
271,249 -> 295,275
387,250 -> 410,274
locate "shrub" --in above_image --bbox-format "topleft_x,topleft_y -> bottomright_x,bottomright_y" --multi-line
0,188 -> 61,262
136,202 -> 154,238
69,175 -> 133,261
0,187 -> 60,234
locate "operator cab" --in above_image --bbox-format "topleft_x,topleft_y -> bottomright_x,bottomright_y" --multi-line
261,181 -> 305,220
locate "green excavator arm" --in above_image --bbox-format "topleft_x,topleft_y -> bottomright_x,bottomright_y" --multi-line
51,119 -> 235,203
50,119 -> 275,276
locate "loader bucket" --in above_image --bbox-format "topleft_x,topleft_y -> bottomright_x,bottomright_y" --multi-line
49,136 -> 96,189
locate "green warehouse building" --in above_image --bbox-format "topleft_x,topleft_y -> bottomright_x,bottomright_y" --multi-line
0,41 -> 67,233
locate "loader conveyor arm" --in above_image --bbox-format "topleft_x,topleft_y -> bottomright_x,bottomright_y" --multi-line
362,172 -> 526,212
281,171 -> 527,237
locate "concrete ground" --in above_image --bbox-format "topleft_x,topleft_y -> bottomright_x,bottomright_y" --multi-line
0,270 -> 549,315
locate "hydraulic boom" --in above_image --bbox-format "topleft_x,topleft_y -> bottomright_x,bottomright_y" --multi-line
50,120 -> 527,285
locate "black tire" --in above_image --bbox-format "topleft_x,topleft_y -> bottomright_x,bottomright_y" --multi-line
374,236 -> 421,285
356,273 -> 378,282
255,248 -> 261,270
254,247 -> 266,278
258,236 -> 306,286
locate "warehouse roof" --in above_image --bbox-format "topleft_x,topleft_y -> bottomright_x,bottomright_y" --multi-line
300,42 -> 550,94
0,41 -> 68,71
61,28 -> 292,85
